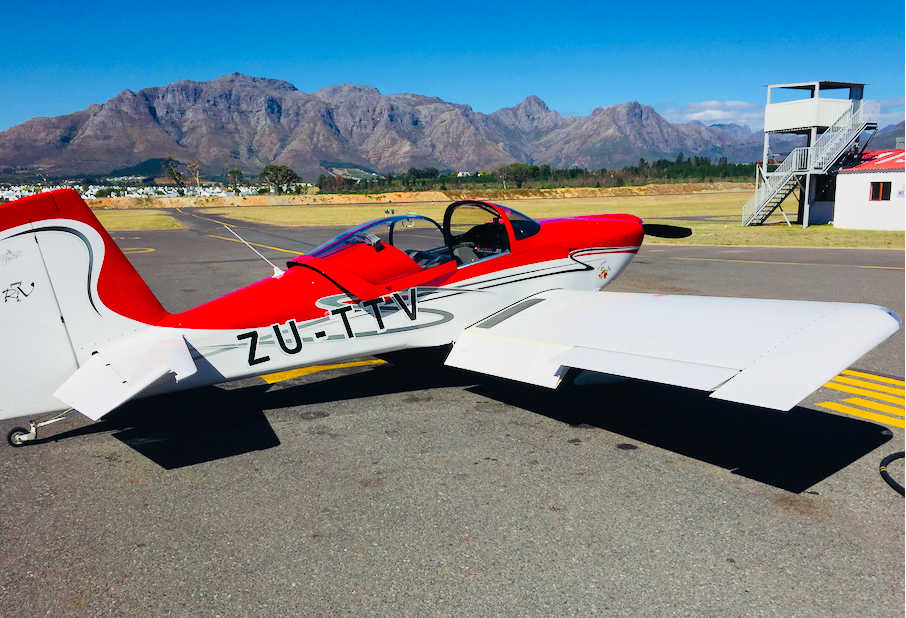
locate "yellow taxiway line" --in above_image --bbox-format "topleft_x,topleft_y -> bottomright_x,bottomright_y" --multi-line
817,371 -> 906,428
830,376 -> 905,396
816,401 -> 905,428
842,398 -> 906,418
260,359 -> 388,384
822,382 -> 905,406
175,207 -> 236,227
209,234 -> 303,255
841,369 -> 905,386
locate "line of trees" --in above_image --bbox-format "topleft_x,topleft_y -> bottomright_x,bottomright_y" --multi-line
314,154 -> 756,194
163,160 -> 306,194
13,153 -> 753,195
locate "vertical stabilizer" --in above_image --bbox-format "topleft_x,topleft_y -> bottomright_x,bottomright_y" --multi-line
0,190 -> 168,420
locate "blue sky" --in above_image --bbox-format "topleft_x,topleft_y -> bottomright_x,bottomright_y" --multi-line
2,0 -> 903,133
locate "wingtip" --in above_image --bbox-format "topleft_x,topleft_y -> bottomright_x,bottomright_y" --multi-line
882,307 -> 902,328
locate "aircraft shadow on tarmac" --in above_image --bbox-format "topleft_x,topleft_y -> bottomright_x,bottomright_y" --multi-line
466,377 -> 893,494
37,358 -> 891,492
31,386 -> 282,469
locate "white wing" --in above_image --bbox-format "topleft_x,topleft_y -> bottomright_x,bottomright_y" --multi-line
445,290 -> 901,411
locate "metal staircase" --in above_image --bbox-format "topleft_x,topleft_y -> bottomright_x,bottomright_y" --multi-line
742,100 -> 879,226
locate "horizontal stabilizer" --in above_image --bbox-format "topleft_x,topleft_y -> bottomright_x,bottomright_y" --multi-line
446,290 -> 900,411
54,333 -> 197,420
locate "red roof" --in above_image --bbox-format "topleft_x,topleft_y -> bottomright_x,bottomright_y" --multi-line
838,149 -> 905,173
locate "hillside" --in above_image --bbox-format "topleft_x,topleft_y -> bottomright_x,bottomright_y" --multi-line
0,73 -> 768,180
872,121 -> 905,149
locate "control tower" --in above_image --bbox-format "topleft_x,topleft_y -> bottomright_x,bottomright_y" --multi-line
742,81 -> 879,227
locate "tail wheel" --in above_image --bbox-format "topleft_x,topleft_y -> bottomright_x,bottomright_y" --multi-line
7,427 -> 30,447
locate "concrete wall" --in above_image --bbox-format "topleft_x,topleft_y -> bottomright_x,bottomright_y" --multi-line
833,171 -> 905,230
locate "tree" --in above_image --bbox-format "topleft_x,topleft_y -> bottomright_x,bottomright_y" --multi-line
227,169 -> 244,193
186,161 -> 202,191
496,165 -> 511,189
538,164 -> 552,183
161,156 -> 185,189
259,164 -> 301,194
509,163 -> 538,188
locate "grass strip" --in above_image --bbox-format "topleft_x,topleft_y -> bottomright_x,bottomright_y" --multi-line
94,209 -> 182,230
96,194 -> 905,249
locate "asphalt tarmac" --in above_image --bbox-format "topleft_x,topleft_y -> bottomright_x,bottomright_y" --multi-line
1,209 -> 903,617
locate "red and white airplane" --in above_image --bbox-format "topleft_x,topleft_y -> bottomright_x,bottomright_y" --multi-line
1,189 -> 900,446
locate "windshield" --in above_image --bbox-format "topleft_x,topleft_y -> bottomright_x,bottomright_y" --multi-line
307,215 -> 453,269
496,205 -> 541,240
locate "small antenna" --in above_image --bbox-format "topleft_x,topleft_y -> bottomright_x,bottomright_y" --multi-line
223,225 -> 284,278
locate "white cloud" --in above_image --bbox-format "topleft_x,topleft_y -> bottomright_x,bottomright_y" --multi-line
658,100 -> 765,131
659,97 -> 906,133
878,97 -> 905,129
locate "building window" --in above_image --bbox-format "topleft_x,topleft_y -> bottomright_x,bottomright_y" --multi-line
869,181 -> 891,201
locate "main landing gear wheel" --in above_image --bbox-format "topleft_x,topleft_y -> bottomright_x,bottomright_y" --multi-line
7,427 -> 30,447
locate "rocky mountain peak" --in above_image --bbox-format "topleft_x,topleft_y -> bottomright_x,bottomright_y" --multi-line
216,73 -> 298,92
0,73 -> 766,178
710,123 -> 756,140
314,84 -> 382,102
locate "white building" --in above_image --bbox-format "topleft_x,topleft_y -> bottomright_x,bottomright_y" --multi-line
833,149 -> 904,231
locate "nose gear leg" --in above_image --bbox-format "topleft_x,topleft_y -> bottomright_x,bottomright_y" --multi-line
7,408 -> 75,447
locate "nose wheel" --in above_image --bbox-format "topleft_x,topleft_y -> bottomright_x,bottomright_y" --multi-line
6,409 -> 74,447
7,427 -> 31,447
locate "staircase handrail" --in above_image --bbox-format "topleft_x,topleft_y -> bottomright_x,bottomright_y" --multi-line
810,100 -> 880,171
741,148 -> 808,224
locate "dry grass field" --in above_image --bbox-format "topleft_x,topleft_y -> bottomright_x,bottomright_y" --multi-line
93,209 -> 182,231
92,192 -> 904,249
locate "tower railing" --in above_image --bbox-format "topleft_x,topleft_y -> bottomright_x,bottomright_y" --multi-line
741,148 -> 808,225
808,100 -> 878,171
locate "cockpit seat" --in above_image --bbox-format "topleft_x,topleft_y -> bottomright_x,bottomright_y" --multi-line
453,246 -> 479,265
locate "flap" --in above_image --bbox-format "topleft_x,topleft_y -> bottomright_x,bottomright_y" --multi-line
445,328 -> 570,388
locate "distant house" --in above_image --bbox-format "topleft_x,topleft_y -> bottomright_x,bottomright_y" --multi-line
832,149 -> 904,231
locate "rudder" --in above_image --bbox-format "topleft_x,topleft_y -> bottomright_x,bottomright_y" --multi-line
0,190 -> 167,420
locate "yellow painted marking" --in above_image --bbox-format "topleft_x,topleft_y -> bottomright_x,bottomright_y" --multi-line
670,257 -> 904,271
121,247 -> 155,254
830,376 -> 905,396
842,398 -> 906,418
176,206 -> 236,227
209,235 -> 302,255
816,401 -> 905,428
822,382 -> 906,405
260,359 -> 387,384
841,369 -> 905,387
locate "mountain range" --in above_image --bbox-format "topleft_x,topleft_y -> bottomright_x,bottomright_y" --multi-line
0,73 -> 791,180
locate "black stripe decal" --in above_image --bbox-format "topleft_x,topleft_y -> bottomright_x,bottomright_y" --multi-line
478,266 -> 591,290
9,226 -> 100,316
